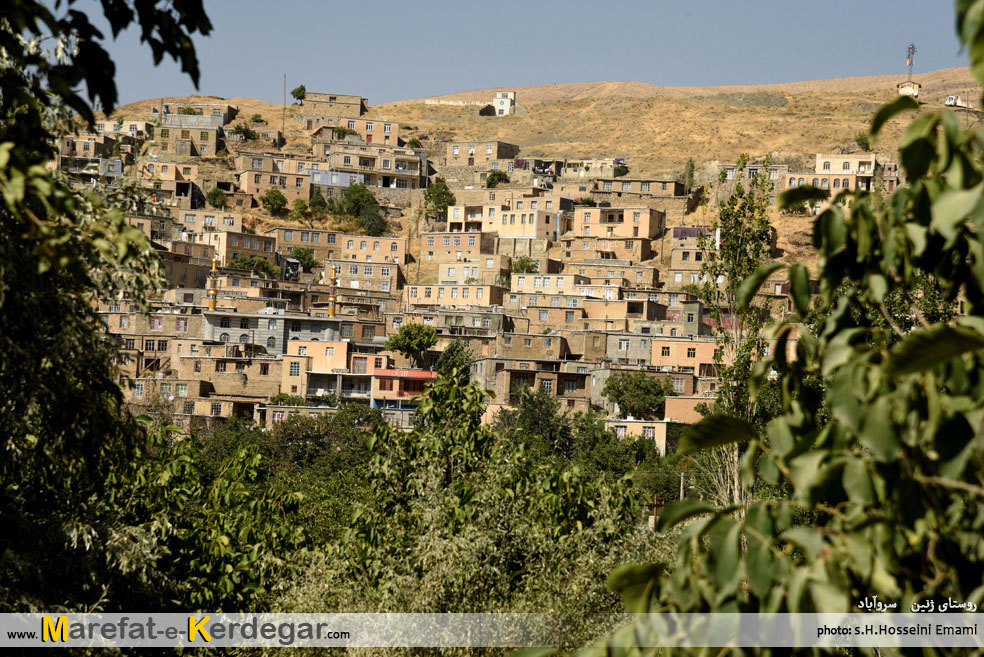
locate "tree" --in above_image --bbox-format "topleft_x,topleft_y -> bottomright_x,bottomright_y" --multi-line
855,130 -> 871,151
357,205 -> 388,237
511,255 -> 539,274
290,198 -> 310,222
0,0 -> 303,614
683,157 -> 695,194
424,179 -> 456,217
280,375 -> 645,644
595,4 -> 984,645
230,122 -> 258,140
290,84 -> 306,104
486,170 -> 509,188
602,371 -> 674,420
291,246 -> 319,273
685,155 -> 776,510
434,339 -> 473,385
251,113 -> 265,123
309,187 -> 328,214
385,324 -> 438,369
335,183 -> 378,217
405,136 -> 423,149
228,255 -> 278,278
178,106 -> 202,115
206,186 -> 227,209
260,187 -> 289,216
578,197 -> 598,207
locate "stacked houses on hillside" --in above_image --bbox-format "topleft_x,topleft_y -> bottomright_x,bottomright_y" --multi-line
58,88 -> 841,457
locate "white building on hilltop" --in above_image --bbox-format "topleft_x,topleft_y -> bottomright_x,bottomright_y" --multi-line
493,91 -> 516,116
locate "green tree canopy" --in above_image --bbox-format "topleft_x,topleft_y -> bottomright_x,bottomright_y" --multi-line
423,179 -> 456,216
511,255 -> 539,273
290,84 -> 306,104
290,246 -> 319,273
434,339 -> 473,385
602,371 -> 674,420
385,323 -> 438,369
486,169 -> 509,188
206,186 -> 227,209
309,187 -> 328,214
260,187 -> 289,216
405,136 -> 423,149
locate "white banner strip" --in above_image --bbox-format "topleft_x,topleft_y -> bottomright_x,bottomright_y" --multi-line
0,613 -> 982,648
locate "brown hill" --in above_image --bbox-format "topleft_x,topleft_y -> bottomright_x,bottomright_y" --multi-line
391,67 -> 978,105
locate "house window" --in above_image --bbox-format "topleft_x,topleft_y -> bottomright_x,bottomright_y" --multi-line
661,347 -> 670,357
267,336 -> 276,349
211,403 -> 222,416
133,383 -> 144,398
150,316 -> 163,331
618,339 -> 629,351
289,362 -> 300,376
687,347 -> 696,358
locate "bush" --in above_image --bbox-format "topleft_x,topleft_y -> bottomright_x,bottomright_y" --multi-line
250,113 -> 265,123
486,170 -> 509,188
260,188 -> 289,216
227,255 -> 278,278
405,137 -> 423,149
511,255 -> 539,273
269,392 -> 305,406
206,186 -> 227,209
291,246 -> 319,273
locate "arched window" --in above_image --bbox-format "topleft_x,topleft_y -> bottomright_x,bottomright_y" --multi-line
833,179 -> 840,188
219,333 -> 229,342
239,334 -> 248,343
812,178 -> 819,187
266,336 -> 276,350
842,178 -> 850,188
789,177 -> 796,187
820,178 -> 829,189
798,178 -> 805,186
239,318 -> 249,329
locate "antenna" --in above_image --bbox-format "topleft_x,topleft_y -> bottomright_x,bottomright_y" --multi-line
906,43 -> 916,81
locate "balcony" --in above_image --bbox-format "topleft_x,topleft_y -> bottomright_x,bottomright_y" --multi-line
341,387 -> 371,399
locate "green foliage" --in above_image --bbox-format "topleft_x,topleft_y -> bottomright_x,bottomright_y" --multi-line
228,255 -> 278,278
405,136 -> 423,149
269,392 -> 305,406
614,164 -> 629,177
215,148 -> 229,157
332,126 -> 358,138
290,246 -> 319,273
230,122 -> 258,140
309,187 -> 328,214
357,204 -> 388,236
434,338 -> 473,385
177,106 -> 202,115
423,179 -> 456,216
598,4 -> 984,649
385,323 -> 438,369
277,375 -> 649,643
290,84 -> 306,103
289,198 -> 309,222
511,255 -> 539,273
578,197 -> 598,206
683,157 -> 695,194
486,169 -> 510,188
0,0 -> 284,614
602,371 -> 674,420
259,187 -> 289,216
206,186 -> 227,209
854,131 -> 871,152
250,113 -> 265,123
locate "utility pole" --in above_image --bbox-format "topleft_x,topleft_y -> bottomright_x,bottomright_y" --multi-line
282,74 -> 286,139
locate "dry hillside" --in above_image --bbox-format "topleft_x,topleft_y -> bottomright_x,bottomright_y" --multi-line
370,67 -> 981,176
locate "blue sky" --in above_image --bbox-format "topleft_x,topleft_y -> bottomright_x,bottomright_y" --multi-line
75,0 -> 967,106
